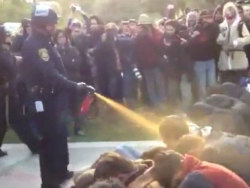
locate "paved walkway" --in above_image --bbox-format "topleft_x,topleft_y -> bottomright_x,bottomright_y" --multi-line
0,141 -> 162,188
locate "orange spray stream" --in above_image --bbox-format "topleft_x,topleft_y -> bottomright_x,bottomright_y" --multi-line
95,93 -> 159,134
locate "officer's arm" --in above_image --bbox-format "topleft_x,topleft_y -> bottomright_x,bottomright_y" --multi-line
33,48 -> 78,91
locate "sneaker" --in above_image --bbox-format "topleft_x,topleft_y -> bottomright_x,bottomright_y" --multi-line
0,149 -> 7,158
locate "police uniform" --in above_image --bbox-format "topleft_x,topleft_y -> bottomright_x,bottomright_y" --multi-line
21,6 -> 94,187
0,27 -> 17,156
0,26 -> 40,156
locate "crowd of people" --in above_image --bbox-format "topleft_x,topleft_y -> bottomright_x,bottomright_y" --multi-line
2,0 -> 250,187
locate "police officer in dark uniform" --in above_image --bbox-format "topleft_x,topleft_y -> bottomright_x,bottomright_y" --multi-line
0,25 -> 40,157
0,26 -> 16,157
21,5 -> 95,188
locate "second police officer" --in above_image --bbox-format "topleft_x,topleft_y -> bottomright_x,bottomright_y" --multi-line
21,5 -> 95,188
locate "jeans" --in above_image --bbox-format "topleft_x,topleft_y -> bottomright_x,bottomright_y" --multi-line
142,66 -> 167,107
194,59 -> 216,100
123,70 -> 138,108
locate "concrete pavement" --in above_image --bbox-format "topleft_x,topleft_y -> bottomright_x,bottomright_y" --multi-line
0,141 -> 162,188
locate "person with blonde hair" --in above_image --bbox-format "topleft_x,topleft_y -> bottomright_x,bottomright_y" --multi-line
217,2 -> 250,83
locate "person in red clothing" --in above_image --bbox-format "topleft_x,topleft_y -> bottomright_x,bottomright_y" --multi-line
151,150 -> 249,188
134,14 -> 167,108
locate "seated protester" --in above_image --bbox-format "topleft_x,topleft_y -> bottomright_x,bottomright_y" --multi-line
217,2 -> 250,84
189,94 -> 250,136
74,152 -> 152,187
207,82 -> 250,107
162,20 -> 193,110
73,169 -> 95,188
54,29 -> 86,136
159,116 -> 250,184
177,134 -> 250,185
175,135 -> 206,156
150,151 -> 249,188
179,171 -> 214,188
141,146 -> 168,161
159,115 -> 190,148
89,178 -> 125,188
94,152 -> 150,187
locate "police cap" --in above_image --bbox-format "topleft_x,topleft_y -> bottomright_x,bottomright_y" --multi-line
31,5 -> 58,27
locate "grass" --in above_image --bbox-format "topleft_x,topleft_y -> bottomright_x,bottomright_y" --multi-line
4,104 -> 162,143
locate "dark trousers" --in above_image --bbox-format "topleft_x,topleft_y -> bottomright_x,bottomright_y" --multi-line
0,94 -> 7,148
34,92 -> 69,186
0,93 -> 40,152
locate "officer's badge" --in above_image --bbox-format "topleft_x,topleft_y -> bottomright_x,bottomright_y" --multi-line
38,48 -> 50,62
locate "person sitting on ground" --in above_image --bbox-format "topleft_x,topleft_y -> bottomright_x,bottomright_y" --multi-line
89,178 -> 126,188
175,134 -> 250,185
159,115 -> 190,149
159,115 -> 250,184
73,152 -> 153,187
151,150 -> 249,188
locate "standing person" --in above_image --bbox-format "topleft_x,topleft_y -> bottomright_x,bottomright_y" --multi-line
54,29 -> 85,136
214,4 -> 224,25
217,2 -> 250,84
12,18 -> 32,55
21,6 -> 94,187
0,26 -> 40,157
68,19 -> 93,86
94,23 -> 122,101
162,20 -> 193,110
186,10 -> 219,100
0,26 -> 16,157
117,21 -> 141,108
134,14 -> 167,108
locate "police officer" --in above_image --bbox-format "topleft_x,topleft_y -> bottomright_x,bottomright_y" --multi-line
0,26 -> 40,157
21,5 -> 95,188
0,26 -> 16,157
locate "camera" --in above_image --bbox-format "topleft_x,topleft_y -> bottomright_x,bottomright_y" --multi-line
132,66 -> 142,80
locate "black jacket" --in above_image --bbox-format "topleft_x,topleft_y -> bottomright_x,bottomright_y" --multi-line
0,47 -> 17,93
56,44 -> 82,82
187,23 -> 219,61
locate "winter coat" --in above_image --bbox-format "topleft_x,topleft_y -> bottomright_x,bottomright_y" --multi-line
94,35 -> 120,76
182,155 -> 249,188
70,34 -> 92,84
162,34 -> 193,79
204,132 -> 250,183
135,29 -> 163,69
186,23 -> 219,62
117,34 -> 135,71
56,44 -> 82,82
217,18 -> 250,71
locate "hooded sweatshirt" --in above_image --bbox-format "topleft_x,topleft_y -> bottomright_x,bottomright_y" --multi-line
182,155 -> 249,188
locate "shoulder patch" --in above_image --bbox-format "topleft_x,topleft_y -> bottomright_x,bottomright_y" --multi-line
38,48 -> 50,62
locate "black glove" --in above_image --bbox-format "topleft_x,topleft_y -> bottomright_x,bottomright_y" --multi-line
86,85 -> 95,95
77,82 -> 95,95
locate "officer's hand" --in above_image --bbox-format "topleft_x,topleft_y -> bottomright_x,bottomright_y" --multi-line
86,85 -> 96,95
77,82 -> 87,93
